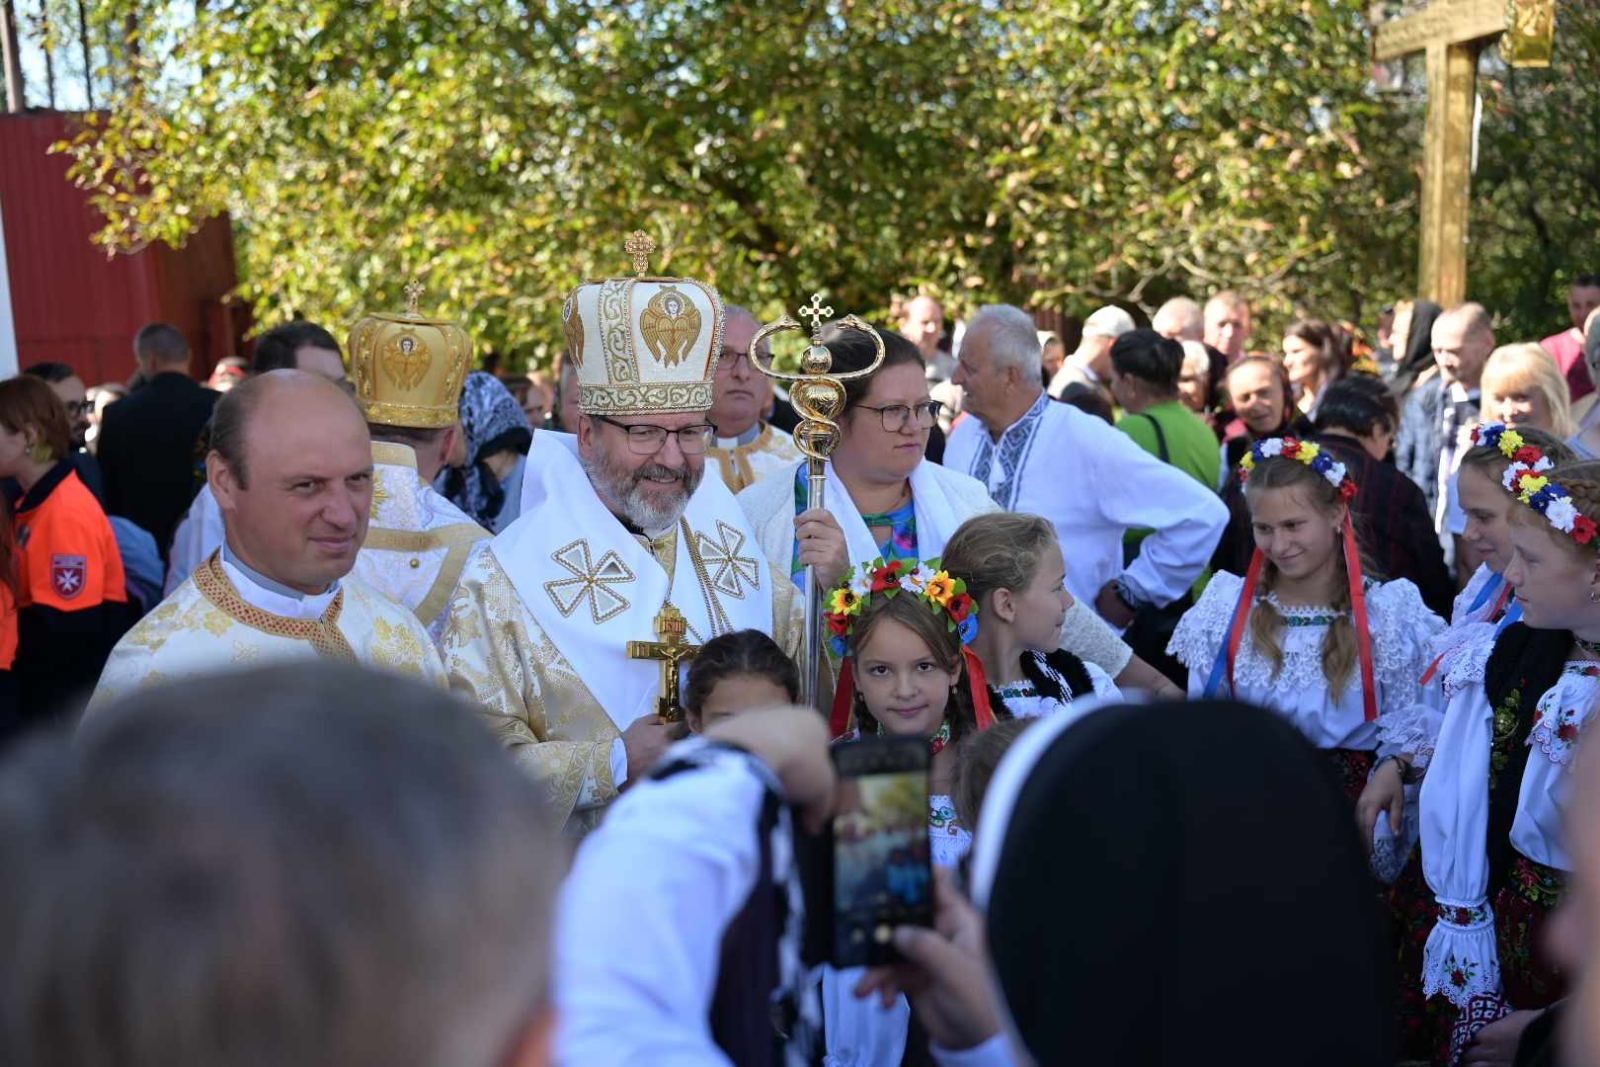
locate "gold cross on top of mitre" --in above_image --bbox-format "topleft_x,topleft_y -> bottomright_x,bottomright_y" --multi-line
797,293 -> 834,341
624,230 -> 656,277
403,280 -> 425,317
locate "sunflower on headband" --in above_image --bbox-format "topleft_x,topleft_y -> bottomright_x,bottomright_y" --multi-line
824,557 -> 978,658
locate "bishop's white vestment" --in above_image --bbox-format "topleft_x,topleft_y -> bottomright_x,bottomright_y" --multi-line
438,432 -> 803,833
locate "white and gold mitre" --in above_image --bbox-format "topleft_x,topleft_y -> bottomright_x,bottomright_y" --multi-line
348,281 -> 472,428
562,231 -> 725,417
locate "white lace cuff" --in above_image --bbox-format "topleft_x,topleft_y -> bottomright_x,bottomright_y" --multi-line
1376,705 -> 1442,769
1422,898 -> 1502,1008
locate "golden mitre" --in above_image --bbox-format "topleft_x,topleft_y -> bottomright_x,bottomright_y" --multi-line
563,231 -> 725,417
348,281 -> 472,428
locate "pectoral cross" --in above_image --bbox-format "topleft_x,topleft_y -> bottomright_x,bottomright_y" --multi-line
1373,0 -> 1556,304
627,603 -> 700,723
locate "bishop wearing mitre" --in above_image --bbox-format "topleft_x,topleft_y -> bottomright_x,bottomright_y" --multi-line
439,234 -> 802,834
346,286 -> 488,638
88,370 -> 447,715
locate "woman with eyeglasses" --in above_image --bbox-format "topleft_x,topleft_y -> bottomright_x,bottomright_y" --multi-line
738,327 -> 1171,695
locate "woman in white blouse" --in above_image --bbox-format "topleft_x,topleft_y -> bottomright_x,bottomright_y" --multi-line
1415,459 -> 1600,1062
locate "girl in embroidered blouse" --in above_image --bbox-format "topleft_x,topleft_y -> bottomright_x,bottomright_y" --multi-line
941,512 -> 1120,718
1358,425 -> 1576,847
1168,440 -> 1444,862
682,629 -> 800,734
829,558 -> 1001,871
1414,459 -> 1600,1063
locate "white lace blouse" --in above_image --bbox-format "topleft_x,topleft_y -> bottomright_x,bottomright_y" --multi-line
1419,630 -> 1600,1007
1169,572 -> 1446,751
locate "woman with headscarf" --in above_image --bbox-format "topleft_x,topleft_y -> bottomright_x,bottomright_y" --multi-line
437,371 -> 532,533
856,698 -> 1396,1067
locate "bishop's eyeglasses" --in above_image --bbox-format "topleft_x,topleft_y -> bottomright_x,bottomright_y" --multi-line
589,414 -> 714,455
855,400 -> 944,432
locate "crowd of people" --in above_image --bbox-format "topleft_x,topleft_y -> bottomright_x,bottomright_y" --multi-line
1,250 -> 1600,1067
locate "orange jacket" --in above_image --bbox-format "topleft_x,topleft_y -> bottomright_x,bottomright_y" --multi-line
14,469 -> 127,614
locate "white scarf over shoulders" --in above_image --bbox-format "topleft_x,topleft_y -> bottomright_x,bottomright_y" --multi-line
737,456 -> 1132,678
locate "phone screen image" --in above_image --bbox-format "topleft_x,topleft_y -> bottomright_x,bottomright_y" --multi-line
831,737 -> 932,968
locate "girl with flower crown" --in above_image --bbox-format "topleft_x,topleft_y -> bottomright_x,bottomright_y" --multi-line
1413,459 -> 1600,1063
824,556 -> 999,872
1168,437 -> 1445,869
1358,424 -> 1575,847
819,556 -> 1003,1067
941,512 -> 1121,719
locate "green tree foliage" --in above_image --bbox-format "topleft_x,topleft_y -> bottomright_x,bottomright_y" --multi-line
1468,10 -> 1600,341
56,0 -> 1533,366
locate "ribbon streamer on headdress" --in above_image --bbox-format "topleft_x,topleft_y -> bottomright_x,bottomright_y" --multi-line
1206,517 -> 1378,722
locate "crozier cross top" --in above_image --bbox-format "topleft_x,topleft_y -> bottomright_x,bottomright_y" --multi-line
798,294 -> 834,340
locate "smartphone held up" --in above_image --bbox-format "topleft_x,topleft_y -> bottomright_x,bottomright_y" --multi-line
829,735 -> 935,968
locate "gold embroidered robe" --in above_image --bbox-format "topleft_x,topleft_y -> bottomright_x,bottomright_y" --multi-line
88,553 -> 447,714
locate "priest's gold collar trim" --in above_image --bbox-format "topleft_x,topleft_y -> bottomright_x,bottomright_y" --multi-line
194,553 -> 357,661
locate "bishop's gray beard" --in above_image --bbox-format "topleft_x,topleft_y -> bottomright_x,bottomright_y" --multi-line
581,449 -> 702,534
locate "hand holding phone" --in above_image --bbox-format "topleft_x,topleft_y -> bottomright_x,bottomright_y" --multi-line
829,735 -> 934,968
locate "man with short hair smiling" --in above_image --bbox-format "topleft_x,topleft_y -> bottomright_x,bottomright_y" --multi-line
947,305 -> 1226,631
87,371 -> 445,711
165,319 -> 356,592
704,305 -> 802,493
441,240 -> 801,834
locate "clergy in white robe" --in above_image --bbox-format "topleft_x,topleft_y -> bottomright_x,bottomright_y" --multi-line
708,422 -> 804,494
947,305 -> 1228,613
89,369 -> 446,712
344,292 -> 488,637
439,242 -> 802,834
706,305 -> 805,493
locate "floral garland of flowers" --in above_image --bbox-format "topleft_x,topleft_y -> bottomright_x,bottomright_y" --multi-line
1239,436 -> 1357,500
824,557 -> 978,659
1473,422 -> 1599,547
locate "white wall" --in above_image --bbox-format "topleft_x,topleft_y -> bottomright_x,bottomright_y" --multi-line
0,190 -> 17,377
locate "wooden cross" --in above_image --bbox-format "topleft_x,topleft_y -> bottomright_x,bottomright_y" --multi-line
626,603 -> 700,723
624,230 -> 656,276
1373,0 -> 1556,305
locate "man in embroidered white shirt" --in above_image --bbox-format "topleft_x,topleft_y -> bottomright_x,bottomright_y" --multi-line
947,305 -> 1228,630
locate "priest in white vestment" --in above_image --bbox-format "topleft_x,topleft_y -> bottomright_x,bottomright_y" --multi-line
706,305 -> 804,493
947,305 -> 1227,623
88,370 -> 446,713
439,235 -> 802,834
345,290 -> 488,638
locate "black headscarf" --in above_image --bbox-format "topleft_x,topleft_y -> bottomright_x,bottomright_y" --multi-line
1390,299 -> 1444,397
973,700 -> 1393,1067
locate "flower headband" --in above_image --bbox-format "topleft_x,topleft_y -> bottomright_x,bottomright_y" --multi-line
1239,436 -> 1357,500
824,557 -> 978,659
1475,423 -> 1599,547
